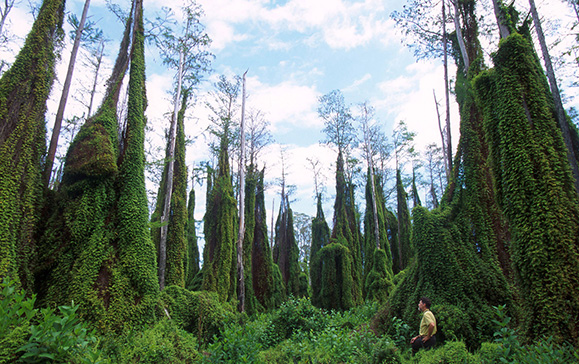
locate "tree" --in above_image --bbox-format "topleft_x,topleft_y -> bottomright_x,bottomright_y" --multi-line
0,0 -> 17,74
0,0 -> 65,289
423,143 -> 445,209
35,0 -> 160,331
151,90 -> 189,288
310,194 -> 329,307
236,70 -> 247,312
184,170 -> 200,290
528,0 -> 579,198
474,31 -> 579,345
151,0 -> 211,290
44,0 -> 91,187
272,147 -> 300,298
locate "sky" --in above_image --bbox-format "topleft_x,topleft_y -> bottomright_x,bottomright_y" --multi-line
2,0 -> 578,232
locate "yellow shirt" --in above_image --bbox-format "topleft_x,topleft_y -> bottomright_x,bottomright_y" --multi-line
419,309 -> 437,336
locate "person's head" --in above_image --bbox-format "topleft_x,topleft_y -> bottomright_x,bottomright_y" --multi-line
418,297 -> 431,312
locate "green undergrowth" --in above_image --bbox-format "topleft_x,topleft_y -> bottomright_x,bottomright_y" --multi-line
2,283 -> 578,363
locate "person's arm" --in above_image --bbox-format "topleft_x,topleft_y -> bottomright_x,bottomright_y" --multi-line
423,322 -> 435,342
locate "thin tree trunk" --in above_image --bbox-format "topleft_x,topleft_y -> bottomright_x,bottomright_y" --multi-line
529,0 -> 579,197
449,0 -> 469,70
44,0 -> 91,187
433,90 -> 449,180
492,0 -> 511,39
0,0 -> 15,39
442,0 -> 452,181
158,48 -> 184,290
237,70 -> 247,313
87,39 -> 105,118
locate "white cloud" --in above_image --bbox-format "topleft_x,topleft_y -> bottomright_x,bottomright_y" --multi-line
246,76 -> 321,130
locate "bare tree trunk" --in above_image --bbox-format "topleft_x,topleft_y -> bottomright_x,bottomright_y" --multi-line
44,0 -> 91,187
158,48 -> 184,290
87,39 -> 105,118
492,0 -> 511,39
237,70 -> 247,313
0,0 -> 16,39
449,0 -> 469,70
433,90 -> 449,180
529,0 -> 579,197
442,0 -> 452,181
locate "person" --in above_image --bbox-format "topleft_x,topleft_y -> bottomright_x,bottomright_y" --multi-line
410,297 -> 437,355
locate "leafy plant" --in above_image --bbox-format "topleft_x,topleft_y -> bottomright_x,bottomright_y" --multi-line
391,316 -> 411,349
18,302 -> 106,363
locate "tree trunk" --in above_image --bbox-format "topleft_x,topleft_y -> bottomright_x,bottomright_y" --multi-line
492,0 -> 511,39
44,0 -> 91,187
529,0 -> 579,197
442,0 -> 452,180
449,0 -> 469,70
237,70 -> 247,312
158,48 -> 184,290
433,90 -> 449,180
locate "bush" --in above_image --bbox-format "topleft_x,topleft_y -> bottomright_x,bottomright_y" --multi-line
106,319 -> 199,363
203,319 -> 265,363
0,278 -> 104,364
476,342 -> 502,364
262,297 -> 328,347
159,286 -> 235,344
370,337 -> 402,364
0,279 -> 36,363
414,340 -> 478,364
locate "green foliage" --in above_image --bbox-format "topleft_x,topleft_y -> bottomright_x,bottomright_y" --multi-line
272,198 -> 300,298
203,319 -> 264,363
414,341 -> 478,364
363,171 -> 393,302
390,316 -> 412,349
105,319 -> 200,364
313,240 -> 355,310
202,136 -> 237,302
249,169 -> 284,310
370,337 -> 402,364
364,248 -> 392,302
35,3 -> 160,332
394,169 -> 412,273
185,182 -> 200,289
0,278 -> 36,363
474,32 -> 579,344
18,303 -> 106,364
309,194 -> 329,307
159,285 -> 235,344
151,90 -> 189,288
0,0 -> 64,290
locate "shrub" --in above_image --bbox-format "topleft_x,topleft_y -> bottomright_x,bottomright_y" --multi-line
0,279 -> 36,363
159,286 -> 235,344
108,319 -> 199,363
18,303 -> 105,364
203,319 -> 265,363
370,337 -> 402,364
414,341 -> 478,364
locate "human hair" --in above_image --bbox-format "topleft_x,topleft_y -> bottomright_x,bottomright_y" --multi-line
420,297 -> 431,308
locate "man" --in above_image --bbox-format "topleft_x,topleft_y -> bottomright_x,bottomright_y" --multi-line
410,297 -> 437,355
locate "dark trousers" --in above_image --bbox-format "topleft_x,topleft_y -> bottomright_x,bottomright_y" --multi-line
411,335 -> 436,355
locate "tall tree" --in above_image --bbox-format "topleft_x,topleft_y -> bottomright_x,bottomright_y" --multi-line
184,171 -> 200,289
310,193 -> 329,307
236,70 -> 247,312
152,0 -> 211,290
44,0 -> 91,187
474,31 -> 579,345
250,169 -> 285,310
528,0 -> 579,198
35,0 -> 160,331
0,0 -> 64,289
151,90 -> 189,288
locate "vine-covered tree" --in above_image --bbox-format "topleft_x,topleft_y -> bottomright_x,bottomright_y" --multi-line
151,90 -> 189,288
383,0 -> 515,350
252,168 -> 285,309
0,0 -> 64,289
474,31 -> 579,345
35,0 -> 160,331
309,194 -> 329,307
184,172 -> 199,289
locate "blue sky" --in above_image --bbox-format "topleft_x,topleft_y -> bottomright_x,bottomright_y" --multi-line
3,0 -> 578,224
